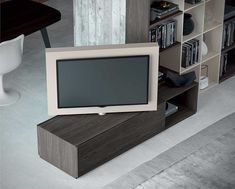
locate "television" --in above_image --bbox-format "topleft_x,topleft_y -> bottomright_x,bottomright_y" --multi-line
46,43 -> 159,115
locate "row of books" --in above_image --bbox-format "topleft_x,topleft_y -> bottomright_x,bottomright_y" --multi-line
181,39 -> 200,68
222,20 -> 235,49
220,53 -> 228,77
150,1 -> 179,22
149,20 -> 177,49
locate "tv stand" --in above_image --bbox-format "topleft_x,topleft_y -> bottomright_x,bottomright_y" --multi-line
37,82 -> 198,178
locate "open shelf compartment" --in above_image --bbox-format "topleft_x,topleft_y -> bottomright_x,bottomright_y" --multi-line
183,3 -> 204,42
204,0 -> 224,32
202,26 -> 223,62
159,82 -> 198,128
200,55 -> 220,92
220,48 -> 235,82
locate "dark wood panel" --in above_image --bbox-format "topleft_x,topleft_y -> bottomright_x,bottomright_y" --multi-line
78,103 -> 165,175
126,0 -> 150,43
165,106 -> 195,128
39,113 -> 137,146
158,81 -> 198,102
37,127 -> 78,178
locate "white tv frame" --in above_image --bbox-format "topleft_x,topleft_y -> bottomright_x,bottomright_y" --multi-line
46,43 -> 159,115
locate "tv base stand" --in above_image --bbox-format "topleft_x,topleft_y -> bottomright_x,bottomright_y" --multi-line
37,82 -> 198,178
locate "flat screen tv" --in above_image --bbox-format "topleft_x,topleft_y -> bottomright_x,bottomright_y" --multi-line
46,43 -> 159,115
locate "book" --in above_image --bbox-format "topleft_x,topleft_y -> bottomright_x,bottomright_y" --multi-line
150,1 -> 179,22
149,19 -> 177,49
151,1 -> 179,14
151,8 -> 179,21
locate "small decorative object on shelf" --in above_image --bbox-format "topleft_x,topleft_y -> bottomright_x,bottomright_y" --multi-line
185,0 -> 201,5
165,70 -> 196,87
182,39 -> 199,68
149,19 -> 177,49
150,1 -> 179,22
200,65 -> 209,90
183,13 -> 194,36
165,102 -> 178,117
201,41 -> 208,56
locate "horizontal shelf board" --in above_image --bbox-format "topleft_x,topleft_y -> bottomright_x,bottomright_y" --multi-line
181,63 -> 200,74
165,105 -> 195,128
184,1 -> 205,12
149,11 -> 183,29
200,81 -> 218,93
158,81 -> 198,102
224,15 -> 235,23
202,51 -> 220,63
183,32 -> 202,43
160,42 -> 181,52
222,43 -> 235,53
204,21 -> 222,33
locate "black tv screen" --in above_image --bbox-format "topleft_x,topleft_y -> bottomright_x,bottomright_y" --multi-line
56,55 -> 149,108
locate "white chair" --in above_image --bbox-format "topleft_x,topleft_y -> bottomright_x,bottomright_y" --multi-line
0,35 -> 24,106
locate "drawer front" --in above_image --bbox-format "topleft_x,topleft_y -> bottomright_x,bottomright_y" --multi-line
78,103 -> 165,175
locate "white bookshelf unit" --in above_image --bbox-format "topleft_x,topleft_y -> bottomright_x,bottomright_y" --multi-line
126,0 -> 225,92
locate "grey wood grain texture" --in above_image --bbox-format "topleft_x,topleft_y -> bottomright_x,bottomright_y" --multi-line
78,108 -> 166,175
37,127 -> 78,178
103,112 -> 235,189
74,0 -> 126,46
125,0 -> 150,43
37,103 -> 166,177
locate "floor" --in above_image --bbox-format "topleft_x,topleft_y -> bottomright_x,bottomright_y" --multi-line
1,1 -> 235,189
105,113 -> 235,189
136,128 -> 235,189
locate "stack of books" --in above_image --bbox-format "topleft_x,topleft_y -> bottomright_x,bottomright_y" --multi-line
150,1 -> 179,22
181,39 -> 200,68
222,20 -> 235,49
149,20 -> 177,49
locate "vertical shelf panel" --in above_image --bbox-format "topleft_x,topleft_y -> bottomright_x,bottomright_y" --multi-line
159,42 -> 181,72
126,0 -> 150,43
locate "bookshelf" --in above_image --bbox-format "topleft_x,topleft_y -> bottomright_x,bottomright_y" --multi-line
125,0 -> 225,92
220,0 -> 235,83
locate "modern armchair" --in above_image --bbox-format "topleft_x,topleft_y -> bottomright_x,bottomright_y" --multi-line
0,35 -> 24,106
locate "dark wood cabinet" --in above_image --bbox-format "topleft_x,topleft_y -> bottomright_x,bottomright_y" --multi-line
37,82 -> 198,178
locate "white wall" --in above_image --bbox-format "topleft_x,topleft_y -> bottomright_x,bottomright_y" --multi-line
73,0 -> 126,46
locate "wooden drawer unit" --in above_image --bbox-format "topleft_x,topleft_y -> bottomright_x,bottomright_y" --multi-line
37,103 -> 165,178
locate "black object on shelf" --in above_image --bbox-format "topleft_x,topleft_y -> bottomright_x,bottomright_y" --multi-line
165,70 -> 196,87
165,102 -> 178,117
183,13 -> 194,36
